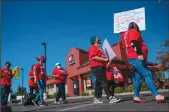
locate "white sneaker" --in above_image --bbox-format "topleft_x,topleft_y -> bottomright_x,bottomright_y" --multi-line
54,101 -> 60,104
93,98 -> 103,104
109,96 -> 121,103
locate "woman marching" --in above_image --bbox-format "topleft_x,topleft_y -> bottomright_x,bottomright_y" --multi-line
124,22 -> 166,103
28,64 -> 39,99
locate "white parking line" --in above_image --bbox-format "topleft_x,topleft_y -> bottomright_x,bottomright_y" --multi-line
58,103 -> 95,111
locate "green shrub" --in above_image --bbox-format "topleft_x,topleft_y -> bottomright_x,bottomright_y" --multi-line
80,92 -> 89,96
53,92 -> 57,98
90,91 -> 95,96
48,95 -> 54,99
141,83 -> 148,91
128,84 -> 134,92
114,87 -> 124,93
66,93 -> 69,97
123,88 -> 129,92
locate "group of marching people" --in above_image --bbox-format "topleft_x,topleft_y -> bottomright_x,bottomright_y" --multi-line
0,56 -> 68,107
28,56 -> 68,106
0,22 -> 166,107
89,22 -> 166,104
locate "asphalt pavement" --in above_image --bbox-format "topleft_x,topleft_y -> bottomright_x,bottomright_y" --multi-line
10,91 -> 169,112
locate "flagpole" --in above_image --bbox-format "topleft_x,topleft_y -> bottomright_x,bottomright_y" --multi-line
20,68 -> 24,103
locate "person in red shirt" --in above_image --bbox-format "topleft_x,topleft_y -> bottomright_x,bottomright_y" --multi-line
28,64 -> 38,97
112,66 -> 124,83
52,63 -> 68,104
0,61 -> 16,106
32,56 -> 48,106
89,36 -> 119,104
125,22 -> 165,103
106,64 -> 121,102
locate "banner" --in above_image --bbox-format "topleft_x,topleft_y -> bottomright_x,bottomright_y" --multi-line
102,39 -> 116,61
114,7 -> 145,33
12,66 -> 20,79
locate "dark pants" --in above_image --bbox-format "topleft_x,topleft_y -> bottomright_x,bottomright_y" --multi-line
107,80 -> 115,96
91,66 -> 110,99
0,85 -> 11,105
29,86 -> 39,96
97,80 -> 115,98
55,83 -> 66,102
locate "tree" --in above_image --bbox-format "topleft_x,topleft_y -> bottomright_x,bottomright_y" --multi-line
156,39 -> 169,70
16,84 -> 22,96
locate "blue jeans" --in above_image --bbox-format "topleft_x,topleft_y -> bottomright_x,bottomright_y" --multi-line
55,83 -> 66,102
128,59 -> 159,97
0,85 -> 11,105
34,80 -> 45,103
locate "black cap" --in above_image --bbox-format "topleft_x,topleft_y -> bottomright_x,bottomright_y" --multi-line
6,61 -> 12,65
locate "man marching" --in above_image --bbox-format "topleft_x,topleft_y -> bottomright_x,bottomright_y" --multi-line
32,56 -> 48,106
52,63 -> 68,104
0,61 -> 16,106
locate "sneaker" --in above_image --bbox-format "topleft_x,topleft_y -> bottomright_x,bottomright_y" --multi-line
109,96 -> 121,103
54,101 -> 60,104
32,100 -> 38,106
39,102 -> 48,106
93,98 -> 103,104
62,100 -> 68,104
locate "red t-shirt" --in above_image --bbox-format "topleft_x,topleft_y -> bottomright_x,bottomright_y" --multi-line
106,70 -> 113,81
52,68 -> 67,83
28,70 -> 37,87
89,45 -> 106,68
125,29 -> 144,59
33,63 -> 46,80
0,68 -> 13,86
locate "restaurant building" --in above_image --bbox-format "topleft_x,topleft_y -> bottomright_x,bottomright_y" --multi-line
46,41 -> 160,97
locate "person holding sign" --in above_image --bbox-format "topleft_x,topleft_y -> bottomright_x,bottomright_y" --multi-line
125,22 -> 165,103
106,64 -> 121,102
89,36 -> 119,104
0,61 -> 16,106
32,56 -> 48,106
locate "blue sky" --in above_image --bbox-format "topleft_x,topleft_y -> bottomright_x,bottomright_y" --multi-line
2,1 -> 169,92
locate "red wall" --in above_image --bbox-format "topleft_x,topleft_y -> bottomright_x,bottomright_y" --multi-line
66,48 -> 90,96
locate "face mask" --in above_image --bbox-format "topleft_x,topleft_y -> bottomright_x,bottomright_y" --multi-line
57,66 -> 61,69
96,39 -> 101,44
42,60 -> 46,63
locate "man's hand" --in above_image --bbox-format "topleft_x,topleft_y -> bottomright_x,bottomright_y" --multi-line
12,70 -> 16,75
104,58 -> 109,62
138,55 -> 144,61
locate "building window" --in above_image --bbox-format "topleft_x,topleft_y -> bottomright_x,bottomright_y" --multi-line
85,75 -> 96,90
127,77 -> 133,84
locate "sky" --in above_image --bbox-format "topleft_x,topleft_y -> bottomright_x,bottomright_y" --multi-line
1,0 -> 169,92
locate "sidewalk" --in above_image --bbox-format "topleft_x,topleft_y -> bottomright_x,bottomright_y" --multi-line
45,89 -> 169,102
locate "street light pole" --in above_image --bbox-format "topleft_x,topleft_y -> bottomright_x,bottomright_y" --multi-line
41,42 -> 47,93
20,68 -> 24,103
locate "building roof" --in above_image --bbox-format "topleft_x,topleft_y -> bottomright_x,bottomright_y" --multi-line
75,48 -> 88,54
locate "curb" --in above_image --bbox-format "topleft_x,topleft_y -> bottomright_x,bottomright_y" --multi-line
45,89 -> 169,102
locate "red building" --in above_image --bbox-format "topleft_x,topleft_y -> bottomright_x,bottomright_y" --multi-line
46,41 -> 160,97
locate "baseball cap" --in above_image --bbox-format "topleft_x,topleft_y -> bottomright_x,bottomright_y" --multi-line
55,63 -> 61,66
37,56 -> 46,61
90,36 -> 97,45
6,61 -> 12,65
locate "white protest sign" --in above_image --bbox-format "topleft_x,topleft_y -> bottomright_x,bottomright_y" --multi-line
102,39 -> 116,61
114,7 -> 145,33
